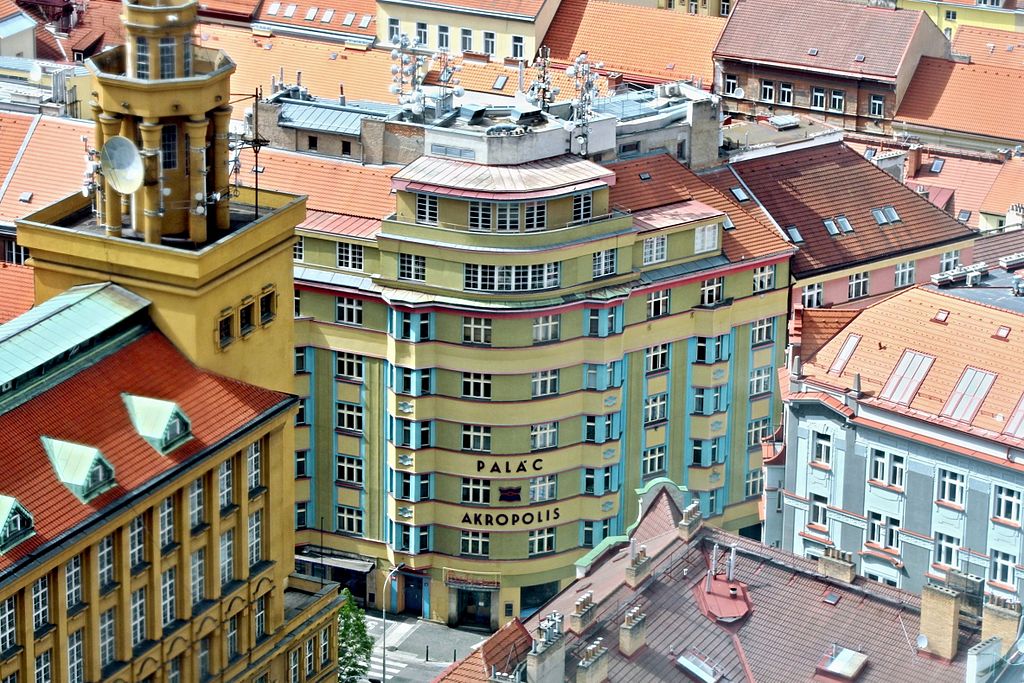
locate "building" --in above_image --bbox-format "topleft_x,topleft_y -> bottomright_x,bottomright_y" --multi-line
703,139 -> 977,311
0,0 -> 35,58
713,0 -> 950,135
252,0 -> 378,47
436,484 -> 1004,682
765,270 -> 1024,599
896,0 -> 1024,36
0,0 -> 344,678
951,25 -> 1024,69
288,104 -> 793,630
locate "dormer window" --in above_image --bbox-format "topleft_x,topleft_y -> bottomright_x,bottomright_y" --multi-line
122,394 -> 193,454
41,438 -> 116,502
164,411 -> 189,449
0,497 -> 33,551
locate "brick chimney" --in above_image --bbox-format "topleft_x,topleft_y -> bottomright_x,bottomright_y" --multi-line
618,606 -> 647,657
569,591 -> 597,635
908,143 -> 922,176
982,595 -> 1022,656
625,540 -> 653,589
527,612 -> 567,683
677,501 -> 703,542
575,638 -> 609,683
920,584 -> 963,661
817,547 -> 856,583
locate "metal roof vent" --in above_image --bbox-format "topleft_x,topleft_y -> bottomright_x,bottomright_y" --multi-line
808,48 -> 819,56
458,104 -> 487,125
823,592 -> 841,606
854,54 -> 865,62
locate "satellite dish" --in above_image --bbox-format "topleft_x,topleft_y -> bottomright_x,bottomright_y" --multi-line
99,136 -> 143,194
733,87 -> 745,100
915,634 -> 928,650
28,63 -> 42,84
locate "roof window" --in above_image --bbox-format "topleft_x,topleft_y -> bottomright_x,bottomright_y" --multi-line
816,644 -> 868,680
883,206 -> 900,222
321,8 -> 333,21
823,591 -> 842,605
823,218 -> 839,236
267,1 -> 279,14
723,215 -> 735,230
282,3 -> 296,17
122,394 -> 193,455
304,6 -> 317,20
995,325 -> 1011,339
931,158 -> 945,173
786,225 -> 804,243
41,437 -> 116,502
492,75 -> 508,90
639,172 -> 652,181
836,215 -> 853,233
807,48 -> 818,56
342,11 -> 355,24
933,309 -> 950,323
828,334 -> 861,376
854,54 -> 865,63
729,186 -> 750,202
957,209 -> 971,222
1005,393 -> 1024,438
0,497 -> 33,552
879,350 -> 934,405
359,14 -> 371,28
941,367 -> 995,422
864,148 -> 876,160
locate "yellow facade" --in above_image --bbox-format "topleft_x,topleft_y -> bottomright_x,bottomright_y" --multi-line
897,0 -> 1024,34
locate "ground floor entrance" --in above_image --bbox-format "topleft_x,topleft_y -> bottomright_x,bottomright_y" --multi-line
451,587 -> 496,630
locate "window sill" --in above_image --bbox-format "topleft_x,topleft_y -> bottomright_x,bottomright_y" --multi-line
751,340 -> 774,349
67,602 -> 88,619
809,461 -> 832,472
989,579 -> 1017,592
191,522 -> 210,537
250,559 -> 275,577
991,516 -> 1021,530
99,581 -> 119,597
249,485 -> 268,500
192,599 -> 216,617
221,579 -> 245,596
220,503 -> 239,518
161,541 -> 181,557
864,541 -> 901,557
644,420 -> 668,429
646,369 -> 669,378
935,499 -> 964,512
334,428 -> 365,437
696,297 -> 734,310
130,561 -> 151,577
335,481 -> 365,491
260,315 -> 276,327
867,480 -> 904,494
0,645 -> 23,663
32,623 -> 55,640
806,523 -> 828,533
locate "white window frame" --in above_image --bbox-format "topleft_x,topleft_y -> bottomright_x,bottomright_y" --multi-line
812,431 -> 832,466
802,282 -> 823,308
935,532 -> 960,567
460,531 -> 490,557
647,288 -> 670,318
531,369 -> 559,397
219,529 -> 234,586
869,94 -> 884,118
336,402 -> 364,433
527,528 -> 555,556
336,242 -> 363,270
645,344 -> 669,373
99,610 -> 116,667
65,555 -> 82,608
745,469 -> 764,497
894,260 -> 915,288
530,422 -> 557,451
992,549 -> 1016,585
751,317 -> 773,345
416,194 -> 438,225
31,576 -> 48,631
643,393 -> 667,424
994,485 -> 1022,522
160,567 -> 176,627
940,250 -> 961,272
810,493 -> 828,526
462,317 -> 492,345
189,479 -> 204,528
159,496 -> 174,548
130,587 -> 146,646
191,548 -> 205,606
848,271 -> 869,300
398,253 -> 427,281
642,445 -> 666,476
592,249 -> 617,278
335,296 -> 363,326
248,510 -> 262,566
694,224 -> 719,253
749,366 -> 772,395
461,372 -> 492,399
529,475 -> 557,502
760,79 -> 774,102
129,515 -> 146,567
643,235 -> 667,265
700,277 -> 724,306
218,459 -> 233,509
938,468 -> 966,506
752,265 -> 775,292
462,425 -> 491,453
532,314 -> 560,343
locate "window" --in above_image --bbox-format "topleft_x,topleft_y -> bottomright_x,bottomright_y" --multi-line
810,493 -> 828,527
695,335 -> 727,364
463,317 -> 492,345
161,125 -> 177,169
65,555 -> 82,608
462,372 -> 491,399
461,531 -> 489,557
532,314 -> 560,343
528,528 -> 555,556
255,596 -> 267,639
529,475 -> 556,502
293,236 -> 304,261
869,94 -> 884,118
157,496 -> 175,549
992,550 -> 1016,585
523,201 -> 546,230
294,450 -> 309,479
812,432 -> 832,466
593,249 -> 617,278
35,650 -> 51,683
219,529 -> 234,586
135,36 -> 149,78
879,350 -> 934,404
388,17 -> 399,42
321,628 -> 331,664
64,627 -> 83,683
438,25 -> 449,49
460,28 -> 472,52
336,402 -> 364,433
333,352 -> 363,381
811,87 -> 825,109
468,201 -> 492,231
531,369 -> 559,397
779,82 -> 793,105
218,459 -> 233,510
494,203 -> 519,232
462,425 -> 491,453
296,501 -> 309,529
647,289 -> 670,319
398,254 -> 426,281
461,478 -> 490,504
337,456 -> 364,485
935,532 -> 960,567
305,637 -> 315,675
99,610 -> 115,663
335,297 -> 363,325
512,36 -> 524,59
943,368 -> 996,422
994,485 -> 1021,522
760,80 -> 774,102
189,479 -> 205,528
573,192 -> 593,222
894,261 -> 915,288
191,548 -> 205,606
646,344 -> 669,373
829,89 -> 844,111
747,418 -> 770,448
644,393 -> 667,424
98,535 -> 115,589
700,277 -> 724,306
940,250 -> 961,272
464,263 -> 560,292
642,445 -> 666,476
643,235 -> 667,265
129,515 -> 146,567
476,30 -> 493,54
938,468 -> 966,506
723,74 -> 737,95
751,366 -> 773,395
745,469 -> 764,497
130,587 -> 146,646
248,510 -> 262,566
946,9 -> 957,19
530,422 -> 557,451
31,576 -> 48,631
0,597 -> 14,653
867,511 -> 901,551
869,449 -> 905,488
752,265 -> 774,292
694,224 -> 718,253
848,271 -> 869,300
751,317 -> 773,345
416,194 -> 438,225
802,283 -> 823,308
336,242 -> 363,270
159,37 -> 175,79
415,21 -> 427,45
160,567 -> 176,627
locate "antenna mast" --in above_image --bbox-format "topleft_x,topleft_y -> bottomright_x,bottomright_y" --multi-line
390,34 -> 427,121
566,52 -> 601,158
527,45 -> 558,112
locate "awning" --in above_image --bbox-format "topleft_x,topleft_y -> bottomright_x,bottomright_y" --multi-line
295,554 -> 375,573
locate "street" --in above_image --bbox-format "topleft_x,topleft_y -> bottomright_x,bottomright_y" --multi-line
363,614 -> 488,682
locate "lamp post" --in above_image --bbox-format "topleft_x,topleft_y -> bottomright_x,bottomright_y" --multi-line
381,563 -> 405,681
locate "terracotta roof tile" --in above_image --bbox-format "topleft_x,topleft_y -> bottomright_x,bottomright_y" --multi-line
198,0 -> 261,20
714,0 -> 933,79
194,25 -> 395,116
0,115 -> 91,226
254,0 -> 376,37
542,0 -> 725,86
33,24 -> 66,61
952,25 -> 1024,70
0,330 -> 288,572
980,156 -> 1024,216
896,57 -> 1024,143
974,229 -> 1024,264
0,0 -> 21,19
380,0 -> 550,20
727,142 -> 976,277
607,154 -> 793,262
0,263 -> 34,324
797,307 -> 860,358
434,619 -> 532,682
0,113 -> 33,188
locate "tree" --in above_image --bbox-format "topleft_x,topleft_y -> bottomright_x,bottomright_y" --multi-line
336,588 -> 374,683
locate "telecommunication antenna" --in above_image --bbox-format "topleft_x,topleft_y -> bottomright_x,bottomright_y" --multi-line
526,45 -> 559,112
230,87 -> 268,220
565,52 -> 602,158
431,49 -> 464,116
99,136 -> 144,195
389,34 -> 427,119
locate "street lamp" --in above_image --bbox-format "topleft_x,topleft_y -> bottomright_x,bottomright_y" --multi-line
381,563 -> 405,682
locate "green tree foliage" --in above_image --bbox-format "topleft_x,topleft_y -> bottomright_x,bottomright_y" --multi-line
336,588 -> 374,682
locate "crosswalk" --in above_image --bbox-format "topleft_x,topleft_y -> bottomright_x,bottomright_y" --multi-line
365,648 -> 424,682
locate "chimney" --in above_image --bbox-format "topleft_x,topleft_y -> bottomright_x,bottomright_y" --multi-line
677,501 -> 703,542
528,612 -> 567,683
296,70 -> 302,86
606,72 -> 623,92
791,355 -> 802,379
575,638 -> 609,683
339,83 -> 346,106
618,607 -> 647,658
625,543 -> 652,589
920,584 -> 963,661
908,144 -> 922,176
569,591 -> 597,635
966,637 -> 1004,683
982,595 -> 1022,656
726,546 -> 736,582
817,547 -> 856,583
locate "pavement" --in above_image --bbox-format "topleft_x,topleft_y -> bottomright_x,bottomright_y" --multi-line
363,613 -> 488,682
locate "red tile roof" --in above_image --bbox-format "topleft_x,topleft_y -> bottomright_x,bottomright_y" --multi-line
726,141 -> 976,277
0,0 -> 21,19
607,154 -> 792,263
0,113 -> 33,190
714,0 -> 934,80
254,0 -> 377,37
980,156 -> 1024,216
0,263 -> 34,324
952,25 -> 1024,70
542,0 -> 725,86
796,307 -> 859,358
434,618 -> 532,682
0,331 -> 289,571
896,58 -> 1024,143
379,0 -> 550,20
198,0 -> 261,21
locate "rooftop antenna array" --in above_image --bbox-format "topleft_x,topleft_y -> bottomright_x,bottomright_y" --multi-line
526,45 -> 559,112
230,87 -> 268,220
431,48 -> 464,116
565,51 -> 601,158
390,34 -> 427,120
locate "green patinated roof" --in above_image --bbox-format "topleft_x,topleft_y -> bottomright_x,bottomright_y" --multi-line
122,394 -> 191,454
0,282 -> 149,387
40,437 -> 106,487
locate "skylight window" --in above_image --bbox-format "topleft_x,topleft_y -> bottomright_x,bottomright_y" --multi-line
321,8 -> 333,21
931,158 -> 945,173
823,219 -> 839,236
933,309 -> 950,323
864,149 -> 876,160
730,187 -> 750,202
871,208 -> 888,225
723,215 -> 735,230
879,350 -> 934,405
854,54 -> 865,63
304,7 -> 318,20
836,215 -> 853,233
267,1 -> 280,14
342,11 -> 355,24
828,334 -> 861,376
883,206 -> 900,223
1004,393 -> 1024,438
639,172 -> 652,181
996,326 -> 1011,339
807,48 -> 818,56
786,225 -> 804,243
282,4 -> 296,17
359,14 -> 371,28
941,367 -> 995,422
492,75 -> 508,90
957,209 -> 971,222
